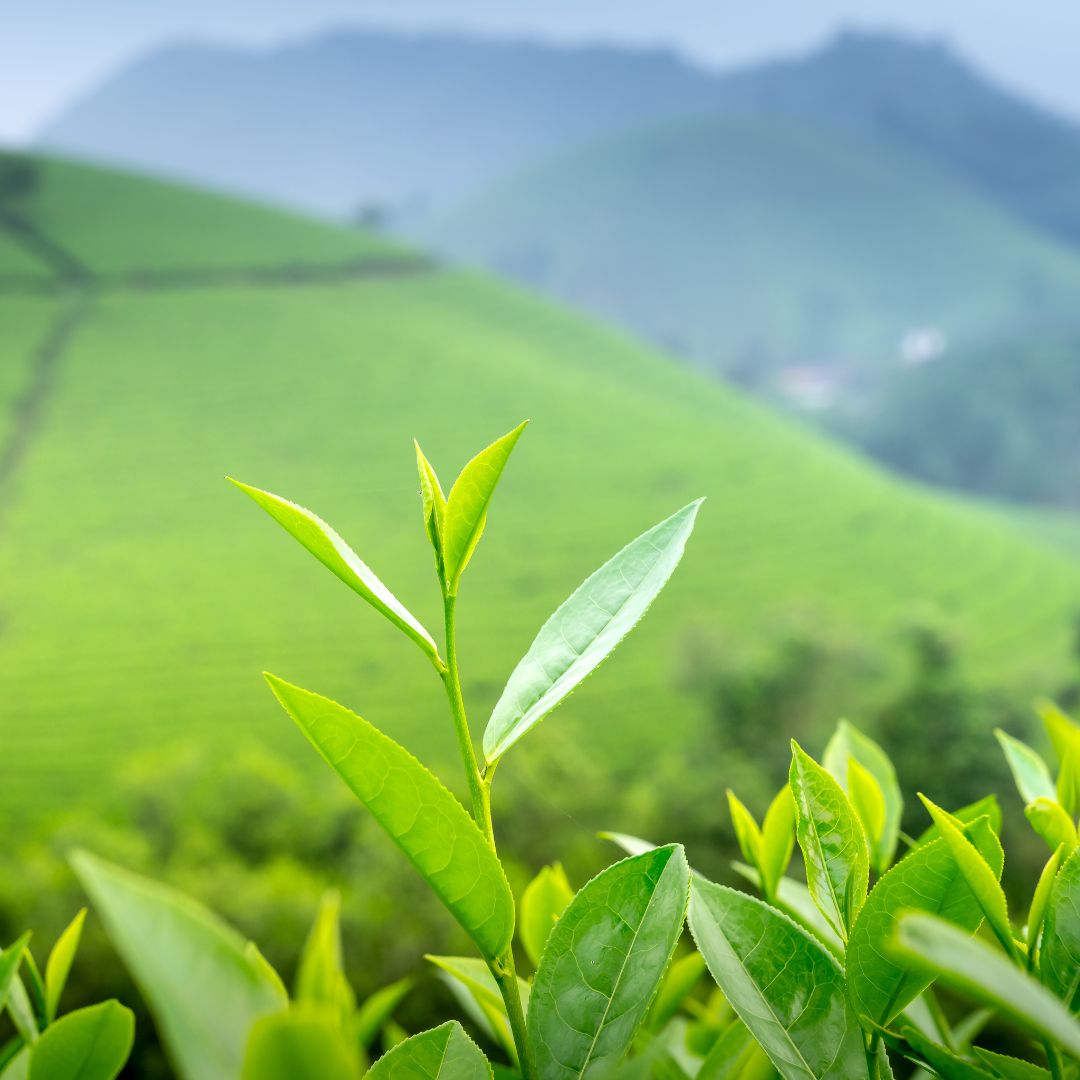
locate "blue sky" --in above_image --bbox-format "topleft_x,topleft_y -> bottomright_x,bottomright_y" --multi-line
5,1 -> 1079,141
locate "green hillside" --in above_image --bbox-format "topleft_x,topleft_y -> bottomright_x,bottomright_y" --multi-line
3,156 -> 1080,825
413,113 -> 1080,393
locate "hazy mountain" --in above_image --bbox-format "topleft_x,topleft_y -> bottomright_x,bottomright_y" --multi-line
36,31 -> 730,216
715,31 -> 1080,247
413,111 -> 1080,401
36,27 -> 1080,243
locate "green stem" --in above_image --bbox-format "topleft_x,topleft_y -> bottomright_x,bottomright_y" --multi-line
495,950 -> 535,1080
1044,1039 -> 1065,1080
439,593 -> 532,1077
440,593 -> 494,846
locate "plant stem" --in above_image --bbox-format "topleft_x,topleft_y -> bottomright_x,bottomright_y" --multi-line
1044,1039 -> 1065,1080
439,593 -> 532,1077
495,950 -> 535,1080
439,593 -> 494,846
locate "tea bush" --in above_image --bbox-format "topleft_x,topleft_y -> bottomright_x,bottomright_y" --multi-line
1,424 -> 1078,1079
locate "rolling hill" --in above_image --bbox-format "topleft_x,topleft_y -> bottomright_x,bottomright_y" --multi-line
35,28 -> 1080,248
3,155 -> 1080,829
413,112 -> 1080,396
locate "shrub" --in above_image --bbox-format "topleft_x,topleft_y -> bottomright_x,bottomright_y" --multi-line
2,423 -> 1078,1079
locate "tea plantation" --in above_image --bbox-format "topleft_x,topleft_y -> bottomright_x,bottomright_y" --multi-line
2,155 -> 1080,823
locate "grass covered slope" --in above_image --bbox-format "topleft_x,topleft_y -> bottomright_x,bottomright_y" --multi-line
2,161 -> 1080,822
415,113 -> 1080,385
1,155 -> 406,276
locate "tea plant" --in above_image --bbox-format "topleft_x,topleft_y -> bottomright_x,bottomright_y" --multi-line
18,423 -> 1080,1079
0,909 -> 134,1079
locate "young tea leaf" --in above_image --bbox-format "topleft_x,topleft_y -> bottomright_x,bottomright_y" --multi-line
518,864 -> 574,970
688,878 -> 867,1080
354,977 -> 414,1051
426,956 -> 530,1068
730,864 -> 844,959
847,758 -> 888,874
0,933 -> 31,1017
27,1000 -> 134,1080
294,891 -> 355,1030
847,822 -> 1003,1027
415,440 -> 447,564
70,852 -> 286,1080
43,910 -> 85,1024
972,1048 -> 1050,1080
484,500 -> 702,764
1039,847 -> 1080,1009
441,422 -> 528,595
918,796 -> 1014,958
242,1010 -> 360,1080
897,1024 -> 996,1080
892,912 -> 1080,1058
1028,844 -> 1066,955
913,796 -> 1003,848
995,729 -> 1057,806
527,846 -> 690,1080
1057,747 -> 1080,819
759,786 -> 796,900
1025,797 -> 1077,854
266,675 -> 514,961
697,1018 -> 755,1080
727,792 -> 763,875
789,741 -> 869,941
823,721 -> 902,871
1037,699 -> 1080,767
367,1021 -> 492,1080
229,478 -> 440,663
649,952 -> 707,1032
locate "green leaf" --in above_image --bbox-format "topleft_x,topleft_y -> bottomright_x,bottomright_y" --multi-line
897,1024 -> 995,1080
972,1048 -> 1050,1079
367,1021 -> 492,1080
697,1018 -> 755,1080
518,864 -> 574,971
70,851 -> 286,1080
354,978 -> 414,1051
242,1010 -> 359,1080
44,910 -> 85,1024
1040,847 -> 1080,1010
266,676 -> 514,961
823,721 -> 902,871
527,846 -> 690,1080
913,796 -> 1003,848
759,787 -> 796,900
918,797 -> 1014,958
649,952 -> 707,1031
688,878 -> 867,1080
847,822 -> 1004,1027
1025,797 -> 1077,854
995,729 -> 1057,806
426,956 -> 529,1068
483,500 -> 702,764
0,1049 -> 28,1080
727,792 -> 763,874
1057,747 -> 1080,820
1028,844 -> 1066,954
848,758 -> 888,874
729,864 -> 844,958
442,422 -> 528,595
295,891 -> 355,1030
228,478 -> 440,663
1037,699 -> 1080,766
892,911 -> 1080,1058
789,741 -> 869,941
27,1001 -> 134,1080
415,440 -> 447,564
0,934 -> 30,1016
